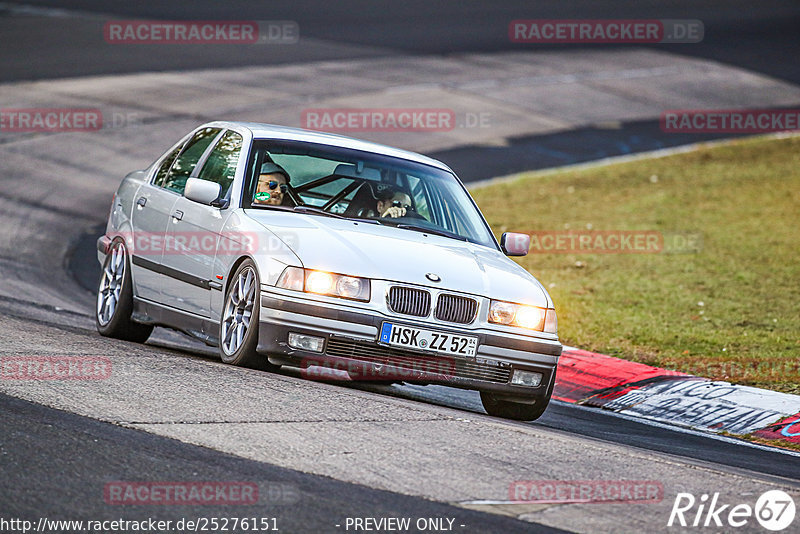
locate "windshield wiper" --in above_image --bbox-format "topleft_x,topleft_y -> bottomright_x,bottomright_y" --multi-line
293,206 -> 345,219
350,217 -> 381,225
395,224 -> 468,241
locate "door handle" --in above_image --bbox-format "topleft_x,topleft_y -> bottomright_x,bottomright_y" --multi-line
136,197 -> 147,208
172,210 -> 184,221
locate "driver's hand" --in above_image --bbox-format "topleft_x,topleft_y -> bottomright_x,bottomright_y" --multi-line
381,206 -> 406,218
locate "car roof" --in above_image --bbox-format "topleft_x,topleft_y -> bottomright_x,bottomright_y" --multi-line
204,121 -> 454,173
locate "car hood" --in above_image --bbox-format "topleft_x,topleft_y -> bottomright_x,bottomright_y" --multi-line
246,210 -> 552,307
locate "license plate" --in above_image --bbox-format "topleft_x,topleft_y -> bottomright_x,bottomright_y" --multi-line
379,322 -> 478,357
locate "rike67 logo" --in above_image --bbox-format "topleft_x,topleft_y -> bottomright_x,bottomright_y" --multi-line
668,490 -> 796,531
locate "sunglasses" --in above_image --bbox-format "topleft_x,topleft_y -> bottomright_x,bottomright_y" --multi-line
264,180 -> 289,192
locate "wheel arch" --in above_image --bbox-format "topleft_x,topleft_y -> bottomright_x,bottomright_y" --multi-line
225,254 -> 258,295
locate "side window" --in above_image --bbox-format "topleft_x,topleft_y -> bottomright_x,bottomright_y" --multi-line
163,127 -> 221,194
407,175 -> 431,221
198,130 -> 243,198
152,144 -> 183,188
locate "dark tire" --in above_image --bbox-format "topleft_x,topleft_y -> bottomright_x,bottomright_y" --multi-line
219,259 -> 279,371
95,239 -> 153,343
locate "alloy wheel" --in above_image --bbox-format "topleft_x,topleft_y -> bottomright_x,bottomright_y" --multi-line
221,266 -> 256,355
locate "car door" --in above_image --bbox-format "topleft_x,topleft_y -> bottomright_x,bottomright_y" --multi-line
134,126 -> 223,306
129,141 -> 185,303
161,129 -> 243,317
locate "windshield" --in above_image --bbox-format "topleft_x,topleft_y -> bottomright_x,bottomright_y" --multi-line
243,140 -> 498,248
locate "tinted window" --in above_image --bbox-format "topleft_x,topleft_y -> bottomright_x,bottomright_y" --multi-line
163,127 -> 220,194
198,130 -> 243,198
152,144 -> 183,188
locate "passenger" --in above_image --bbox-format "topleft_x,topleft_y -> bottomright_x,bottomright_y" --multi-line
253,162 -> 291,206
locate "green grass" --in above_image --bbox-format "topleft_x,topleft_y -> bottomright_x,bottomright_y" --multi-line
471,136 -> 800,394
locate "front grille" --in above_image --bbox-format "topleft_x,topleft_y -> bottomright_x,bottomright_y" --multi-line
326,338 -> 511,384
435,293 -> 478,324
387,286 -> 431,317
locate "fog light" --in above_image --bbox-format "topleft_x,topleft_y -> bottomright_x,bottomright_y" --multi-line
511,370 -> 543,387
288,333 -> 325,353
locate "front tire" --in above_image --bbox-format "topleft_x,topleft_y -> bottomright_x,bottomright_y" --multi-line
219,260 -> 279,371
96,239 -> 153,343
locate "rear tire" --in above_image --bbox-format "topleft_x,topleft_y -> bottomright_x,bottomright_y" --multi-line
219,259 -> 279,371
95,239 -> 153,343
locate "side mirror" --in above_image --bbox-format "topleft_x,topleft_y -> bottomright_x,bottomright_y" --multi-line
184,178 -> 221,206
500,232 -> 530,256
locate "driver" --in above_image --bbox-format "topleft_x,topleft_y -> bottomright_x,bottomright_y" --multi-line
376,186 -> 413,218
253,162 -> 291,206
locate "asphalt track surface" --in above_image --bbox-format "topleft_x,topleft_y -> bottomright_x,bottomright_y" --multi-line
1,392 -> 562,533
3,2 -> 800,533
3,0 -> 800,85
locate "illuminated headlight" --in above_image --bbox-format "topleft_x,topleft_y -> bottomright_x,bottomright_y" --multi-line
511,370 -> 543,387
276,267 -> 371,302
306,271 -> 334,294
489,300 -> 557,333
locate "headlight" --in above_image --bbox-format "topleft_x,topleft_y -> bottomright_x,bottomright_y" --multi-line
336,276 -> 367,299
306,271 -> 334,294
489,300 -> 557,333
487,301 -> 516,324
276,267 -> 371,302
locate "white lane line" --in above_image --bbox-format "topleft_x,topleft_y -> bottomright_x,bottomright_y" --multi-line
460,65 -> 690,92
0,2 -> 75,17
0,2 -> 110,18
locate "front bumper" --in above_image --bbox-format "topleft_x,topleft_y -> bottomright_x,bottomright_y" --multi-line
257,291 -> 561,399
